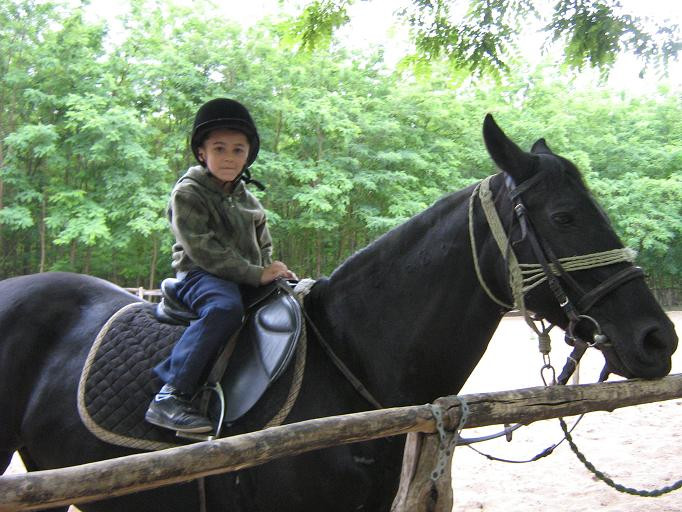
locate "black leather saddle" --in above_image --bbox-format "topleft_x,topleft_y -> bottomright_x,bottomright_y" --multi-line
155,277 -> 303,429
155,277 -> 292,325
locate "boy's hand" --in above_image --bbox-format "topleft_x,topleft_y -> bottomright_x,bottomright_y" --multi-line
260,261 -> 297,285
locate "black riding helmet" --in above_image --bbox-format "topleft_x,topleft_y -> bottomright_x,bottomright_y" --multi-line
190,98 -> 261,169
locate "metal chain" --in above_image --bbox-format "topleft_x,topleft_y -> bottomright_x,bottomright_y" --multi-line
429,396 -> 470,481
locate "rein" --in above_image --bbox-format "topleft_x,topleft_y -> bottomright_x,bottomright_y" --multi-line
464,173 -> 682,497
288,280 -> 384,410
460,172 -> 638,446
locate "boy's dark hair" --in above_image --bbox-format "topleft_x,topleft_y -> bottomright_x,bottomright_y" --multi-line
191,98 -> 260,168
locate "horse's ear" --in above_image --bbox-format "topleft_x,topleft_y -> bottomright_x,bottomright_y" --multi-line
531,138 -> 553,155
483,114 -> 535,183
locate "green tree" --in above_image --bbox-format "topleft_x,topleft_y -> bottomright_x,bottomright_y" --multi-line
1,0 -> 679,298
293,0 -> 680,77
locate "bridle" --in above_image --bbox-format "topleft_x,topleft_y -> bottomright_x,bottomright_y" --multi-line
469,172 -> 643,384
460,171 -> 682,492
299,169 -> 646,447
308,169 -> 644,411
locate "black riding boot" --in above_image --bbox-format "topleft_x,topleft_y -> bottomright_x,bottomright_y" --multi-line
145,384 -> 213,433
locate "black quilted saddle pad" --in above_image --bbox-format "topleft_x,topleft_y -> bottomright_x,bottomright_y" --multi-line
77,302 -> 188,450
77,290 -> 303,451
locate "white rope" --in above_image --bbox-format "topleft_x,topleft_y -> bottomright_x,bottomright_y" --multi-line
294,278 -> 317,298
469,181 -> 514,309
519,248 -> 637,294
469,174 -> 639,345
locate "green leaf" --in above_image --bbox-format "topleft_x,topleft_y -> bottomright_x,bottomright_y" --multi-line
0,205 -> 34,229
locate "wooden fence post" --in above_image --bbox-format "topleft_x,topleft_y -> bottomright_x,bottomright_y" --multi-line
391,432 -> 454,512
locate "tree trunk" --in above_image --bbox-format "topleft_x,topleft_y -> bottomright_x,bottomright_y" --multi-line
39,195 -> 47,272
148,236 -> 158,290
315,235 -> 322,277
22,237 -> 32,275
84,246 -> 91,274
70,240 -> 77,269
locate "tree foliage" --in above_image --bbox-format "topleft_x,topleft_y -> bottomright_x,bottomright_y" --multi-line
296,0 -> 681,77
0,0 -> 680,301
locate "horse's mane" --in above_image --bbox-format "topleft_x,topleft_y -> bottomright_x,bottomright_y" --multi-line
327,183 -> 477,282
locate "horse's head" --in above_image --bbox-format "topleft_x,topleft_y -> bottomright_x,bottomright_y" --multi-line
481,114 -> 677,379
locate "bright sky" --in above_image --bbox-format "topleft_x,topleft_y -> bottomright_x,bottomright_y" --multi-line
85,0 -> 681,91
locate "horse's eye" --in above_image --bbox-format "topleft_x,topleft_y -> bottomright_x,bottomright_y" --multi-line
551,212 -> 574,225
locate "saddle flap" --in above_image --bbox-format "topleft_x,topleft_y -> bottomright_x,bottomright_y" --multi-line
215,291 -> 302,423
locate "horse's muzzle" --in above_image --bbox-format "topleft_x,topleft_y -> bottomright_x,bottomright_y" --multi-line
607,320 -> 678,379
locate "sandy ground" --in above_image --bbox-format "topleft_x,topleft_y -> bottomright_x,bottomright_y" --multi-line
4,313 -> 681,511
453,310 -> 682,512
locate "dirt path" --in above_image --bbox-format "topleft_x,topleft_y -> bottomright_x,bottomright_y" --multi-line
452,311 -> 682,511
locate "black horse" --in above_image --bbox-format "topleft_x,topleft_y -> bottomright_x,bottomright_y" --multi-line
0,116 -> 677,511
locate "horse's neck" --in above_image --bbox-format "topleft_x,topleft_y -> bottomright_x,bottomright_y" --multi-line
310,183 -> 506,407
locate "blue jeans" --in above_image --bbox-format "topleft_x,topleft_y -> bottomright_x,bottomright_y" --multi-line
154,269 -> 244,395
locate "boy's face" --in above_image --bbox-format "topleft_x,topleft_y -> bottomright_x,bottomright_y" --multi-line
198,129 -> 250,183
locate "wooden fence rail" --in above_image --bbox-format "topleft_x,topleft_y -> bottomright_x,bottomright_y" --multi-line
123,287 -> 161,301
1,375 -> 681,512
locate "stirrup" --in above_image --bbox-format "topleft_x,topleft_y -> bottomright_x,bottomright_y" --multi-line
175,383 -> 226,442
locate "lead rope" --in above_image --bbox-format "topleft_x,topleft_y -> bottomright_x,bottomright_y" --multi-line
556,370 -> 682,497
468,175 -> 682,496
559,416 -> 682,497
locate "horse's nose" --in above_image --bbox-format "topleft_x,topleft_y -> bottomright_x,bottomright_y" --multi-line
635,323 -> 678,377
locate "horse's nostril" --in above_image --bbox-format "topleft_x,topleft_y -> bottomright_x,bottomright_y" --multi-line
641,328 -> 667,355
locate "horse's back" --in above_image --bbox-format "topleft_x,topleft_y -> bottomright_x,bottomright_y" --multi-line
0,272 -> 140,470
0,271 -> 137,333
0,272 -> 134,306
0,272 -> 139,379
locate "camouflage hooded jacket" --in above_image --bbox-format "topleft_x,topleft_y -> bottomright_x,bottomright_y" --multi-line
169,165 -> 273,287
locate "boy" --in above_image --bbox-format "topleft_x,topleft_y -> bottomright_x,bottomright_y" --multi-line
145,98 -> 295,433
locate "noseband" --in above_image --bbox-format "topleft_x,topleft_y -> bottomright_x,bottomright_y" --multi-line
469,173 -> 643,383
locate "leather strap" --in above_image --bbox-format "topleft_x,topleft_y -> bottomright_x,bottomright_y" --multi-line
305,309 -> 384,409
577,266 -> 645,313
277,280 -> 384,410
200,328 -> 242,415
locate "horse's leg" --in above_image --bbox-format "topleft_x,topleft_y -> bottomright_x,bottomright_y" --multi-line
0,450 -> 12,474
17,448 -> 70,512
0,421 -> 19,474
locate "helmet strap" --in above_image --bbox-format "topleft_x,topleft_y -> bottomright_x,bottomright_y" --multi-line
240,168 -> 266,191
205,167 -> 266,191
